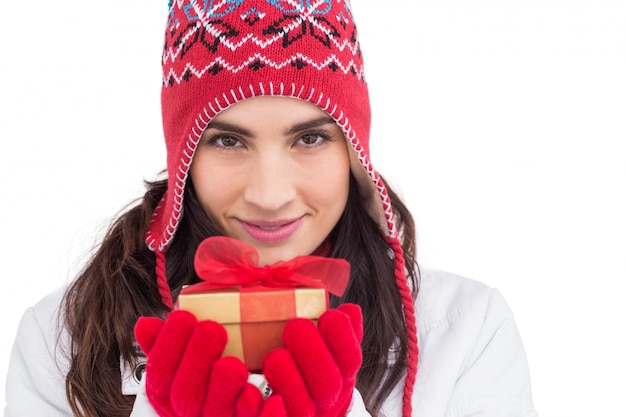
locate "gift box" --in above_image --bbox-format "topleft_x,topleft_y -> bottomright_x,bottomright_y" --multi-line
177,285 -> 328,371
180,235 -> 350,371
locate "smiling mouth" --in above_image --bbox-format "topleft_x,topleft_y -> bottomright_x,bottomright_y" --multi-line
256,225 -> 281,231
239,218 -> 303,243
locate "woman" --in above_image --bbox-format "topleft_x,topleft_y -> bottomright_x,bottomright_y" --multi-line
4,1 -> 537,416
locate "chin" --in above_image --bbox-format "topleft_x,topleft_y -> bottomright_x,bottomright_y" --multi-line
256,246 -> 307,266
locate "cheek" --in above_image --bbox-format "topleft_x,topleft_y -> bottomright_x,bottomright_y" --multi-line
190,157 -> 240,215
308,149 -> 351,209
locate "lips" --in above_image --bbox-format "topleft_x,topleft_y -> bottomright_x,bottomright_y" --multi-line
239,217 -> 303,243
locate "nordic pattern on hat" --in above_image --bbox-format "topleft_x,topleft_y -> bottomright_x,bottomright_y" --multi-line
163,0 -> 365,83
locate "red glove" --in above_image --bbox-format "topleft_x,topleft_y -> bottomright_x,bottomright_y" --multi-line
263,304 -> 363,417
134,310 -> 287,417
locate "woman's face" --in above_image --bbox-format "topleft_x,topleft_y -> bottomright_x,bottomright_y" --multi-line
190,96 -> 350,266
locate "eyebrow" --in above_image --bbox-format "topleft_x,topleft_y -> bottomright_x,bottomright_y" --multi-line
206,116 -> 336,137
285,116 -> 336,135
205,120 -> 253,136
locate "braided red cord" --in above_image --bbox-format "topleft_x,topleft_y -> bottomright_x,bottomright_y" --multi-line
155,250 -> 174,310
386,236 -> 418,417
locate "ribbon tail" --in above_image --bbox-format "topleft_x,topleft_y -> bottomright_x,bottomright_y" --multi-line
290,257 -> 350,297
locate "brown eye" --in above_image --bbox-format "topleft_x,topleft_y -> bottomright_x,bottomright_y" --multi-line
220,136 -> 239,147
299,133 -> 327,146
207,134 -> 243,148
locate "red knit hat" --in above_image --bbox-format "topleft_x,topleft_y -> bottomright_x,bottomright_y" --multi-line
146,1 -> 417,414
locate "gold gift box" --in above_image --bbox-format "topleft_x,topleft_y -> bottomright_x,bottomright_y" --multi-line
177,286 -> 328,371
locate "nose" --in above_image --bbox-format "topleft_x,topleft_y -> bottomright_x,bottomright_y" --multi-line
242,153 -> 296,212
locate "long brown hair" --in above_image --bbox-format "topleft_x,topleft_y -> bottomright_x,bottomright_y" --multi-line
63,173 -> 419,417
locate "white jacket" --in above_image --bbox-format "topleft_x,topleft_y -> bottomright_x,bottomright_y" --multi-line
4,268 -> 538,417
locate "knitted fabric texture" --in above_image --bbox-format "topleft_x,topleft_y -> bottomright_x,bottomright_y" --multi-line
145,1 -> 417,416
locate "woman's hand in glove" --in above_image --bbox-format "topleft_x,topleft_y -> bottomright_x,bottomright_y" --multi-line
263,304 -> 363,417
134,309 -> 287,417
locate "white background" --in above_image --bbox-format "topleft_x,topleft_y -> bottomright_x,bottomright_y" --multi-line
1,0 -> 625,416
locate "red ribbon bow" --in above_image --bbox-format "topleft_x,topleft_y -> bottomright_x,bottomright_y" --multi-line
191,236 -> 350,297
